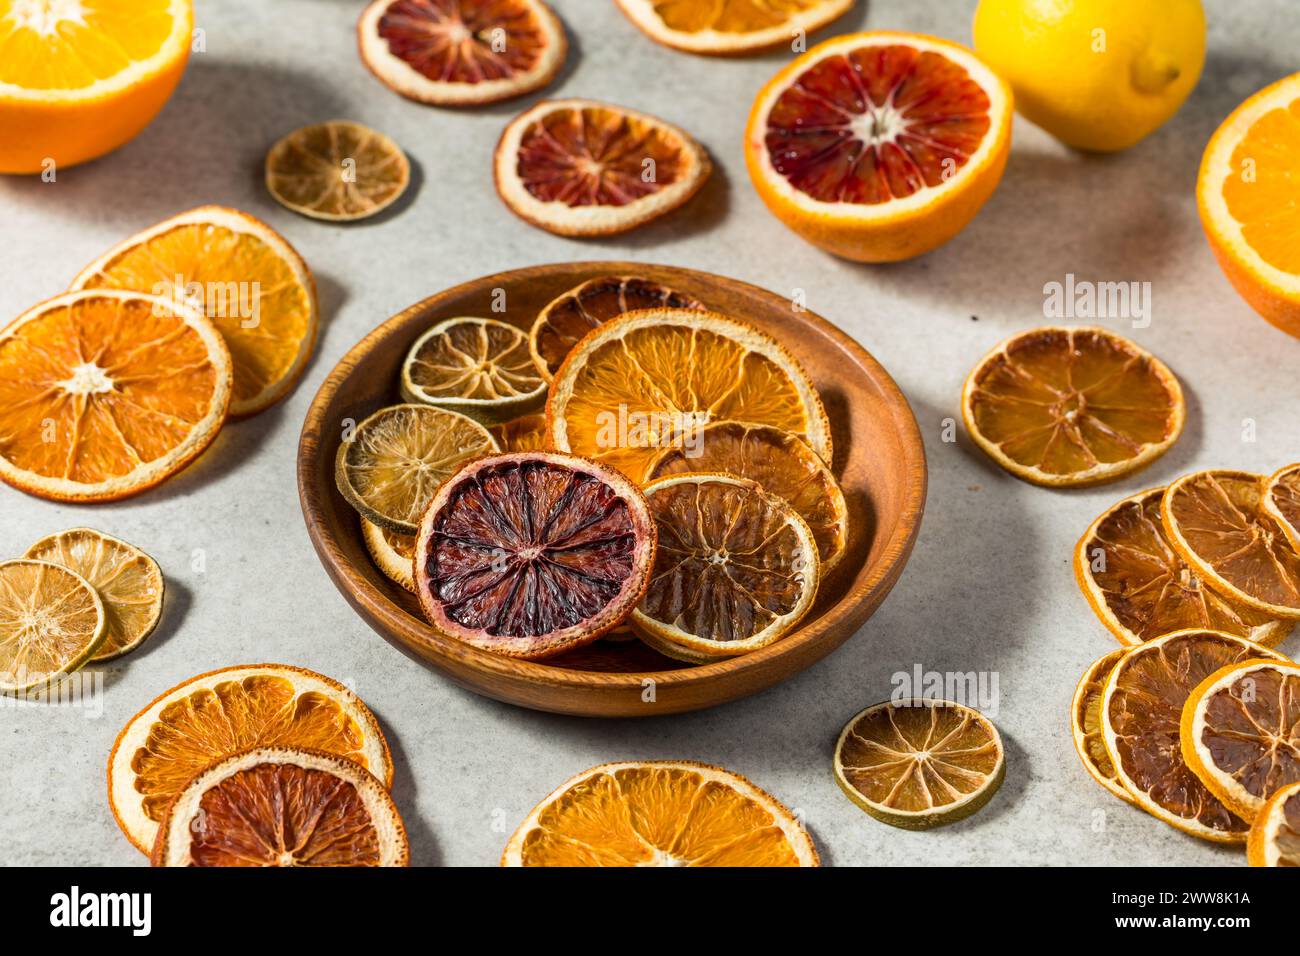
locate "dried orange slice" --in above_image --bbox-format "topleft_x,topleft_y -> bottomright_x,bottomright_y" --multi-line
1247,780 -> 1300,866
24,528 -> 164,661
490,413 -> 550,452
501,760 -> 818,866
745,31 -> 1012,262
529,275 -> 704,381
152,746 -> 408,867
1074,488 -> 1292,648
265,120 -> 410,222
1263,462 -> 1300,553
833,699 -> 1005,828
647,422 -> 848,572
1071,650 -> 1134,804
1163,470 -> 1300,620
400,317 -> 546,425
108,663 -> 393,854
616,0 -> 853,55
357,0 -> 566,106
548,308 -> 831,484
495,98 -> 712,236
0,290 -> 231,502
335,403 -> 498,534
962,327 -> 1184,487
414,452 -> 656,659
1100,629 -> 1288,842
361,519 -> 416,593
0,559 -> 106,694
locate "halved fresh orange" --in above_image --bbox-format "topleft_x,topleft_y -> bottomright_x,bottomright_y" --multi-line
108,664 -> 393,854
361,518 -> 416,593
1264,462 -> 1300,553
490,413 -> 550,452
1247,780 -> 1300,866
615,0 -> 853,55
495,98 -> 712,236
357,0 -> 566,106
0,290 -> 231,502
1071,650 -> 1134,804
501,760 -> 818,866
1163,470 -> 1300,620
962,327 -> 1184,487
152,746 -> 409,867
0,559 -> 106,695
745,31 -> 1012,261
1074,488 -> 1291,648
70,205 -> 317,418
548,308 -> 831,484
265,120 -> 410,222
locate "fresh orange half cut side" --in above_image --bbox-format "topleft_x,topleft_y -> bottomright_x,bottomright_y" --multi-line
357,0 -> 566,106
490,413 -> 550,452
152,746 -> 409,867
1163,470 -> 1300,620
616,0 -> 852,55
745,31 -> 1012,262
495,98 -> 712,236
108,663 -> 393,854
0,559 -> 105,694
0,290 -> 231,502
501,760 -> 818,866
70,205 -> 317,418
1071,650 -> 1134,804
361,518 -> 416,593
1248,780 -> 1300,866
962,327 -> 1184,487
1263,462 -> 1300,553
265,120 -> 410,222
1075,488 -> 1292,648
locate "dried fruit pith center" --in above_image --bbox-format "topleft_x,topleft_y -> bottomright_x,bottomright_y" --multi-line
377,0 -> 548,81
1201,667 -> 1300,801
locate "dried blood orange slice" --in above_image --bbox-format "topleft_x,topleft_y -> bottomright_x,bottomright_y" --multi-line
615,0 -> 853,55
362,518 -> 417,593
1248,780 -> 1300,866
0,559 -> 106,695
152,747 -> 409,867
745,31 -> 1012,261
1263,462 -> 1300,553
413,452 -> 656,659
265,120 -> 410,222
357,0 -> 566,106
491,413 -> 550,452
529,275 -> 704,381
1070,650 -> 1134,804
963,327 -> 1185,487
495,98 -> 712,236
1100,629 -> 1288,842
1074,488 -> 1292,648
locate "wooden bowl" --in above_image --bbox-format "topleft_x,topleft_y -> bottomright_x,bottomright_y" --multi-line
298,262 -> 926,717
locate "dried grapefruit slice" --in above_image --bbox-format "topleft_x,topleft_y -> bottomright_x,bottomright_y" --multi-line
414,452 -> 655,659
495,98 -> 712,236
1163,470 -> 1300,620
152,747 -> 408,867
501,760 -> 818,866
265,120 -> 409,222
0,290 -> 231,502
833,699 -> 1005,828
1100,629 -> 1288,842
357,0 -> 566,106
0,559 -> 106,694
1248,780 -> 1300,866
1263,462 -> 1300,553
1071,650 -> 1134,804
615,0 -> 853,55
361,518 -> 416,593
1074,488 -> 1292,648
108,663 -> 393,855
962,327 -> 1184,487
491,413 -> 550,452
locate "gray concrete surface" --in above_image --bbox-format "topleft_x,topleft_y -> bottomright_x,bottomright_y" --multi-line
2,0 -> 1297,866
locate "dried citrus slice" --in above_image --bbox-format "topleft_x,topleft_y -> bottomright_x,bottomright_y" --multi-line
335,403 -> 499,534
265,120 -> 409,222
491,413 -> 550,452
962,327 -> 1184,487
1247,780 -> 1300,866
108,663 -> 393,854
1163,470 -> 1300,620
1074,488 -> 1292,648
24,528 -> 164,661
414,452 -> 656,659
70,205 -> 316,417
1100,629 -> 1288,842
152,747 -> 408,867
529,275 -> 704,381
400,317 -> 546,425
361,518 -> 416,593
0,559 -> 106,694
357,0 -> 566,106
1263,462 -> 1300,553
647,422 -> 847,572
745,31 -> 1012,262
548,308 -> 831,484
0,290 -> 231,502
1071,650 -> 1134,804
495,98 -> 712,236
833,699 -> 1005,828
615,0 -> 853,55
501,760 -> 818,866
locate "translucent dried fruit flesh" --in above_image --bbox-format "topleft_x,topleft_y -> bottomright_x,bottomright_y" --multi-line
652,0 -> 833,34
1220,95 -> 1300,274
0,560 -> 103,691
406,319 -> 542,401
376,0 -> 551,83
266,121 -> 408,221
1073,650 -> 1128,798
491,414 -> 550,452
1265,464 -> 1300,551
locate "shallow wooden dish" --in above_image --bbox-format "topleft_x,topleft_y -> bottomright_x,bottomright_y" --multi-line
298,262 -> 926,717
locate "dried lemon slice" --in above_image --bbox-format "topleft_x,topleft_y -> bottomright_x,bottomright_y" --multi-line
1247,780 -> 1300,866
0,559 -> 106,694
361,519 -> 416,593
265,120 -> 410,222
1070,649 -> 1134,804
1263,462 -> 1300,553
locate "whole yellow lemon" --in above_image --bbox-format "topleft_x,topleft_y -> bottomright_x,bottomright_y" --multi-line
973,0 -> 1205,152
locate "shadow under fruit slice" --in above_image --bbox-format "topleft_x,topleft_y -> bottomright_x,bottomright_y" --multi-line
501,760 -> 818,866
108,664 -> 393,854
1247,780 -> 1300,866
614,0 -> 853,55
833,699 -> 1005,829
152,746 -> 408,867
414,452 -> 656,659
0,560 -> 106,695
1264,462 -> 1300,553
265,120 -> 409,222
361,518 -> 417,593
1100,629 -> 1288,842
962,326 -> 1184,487
1070,649 -> 1134,805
